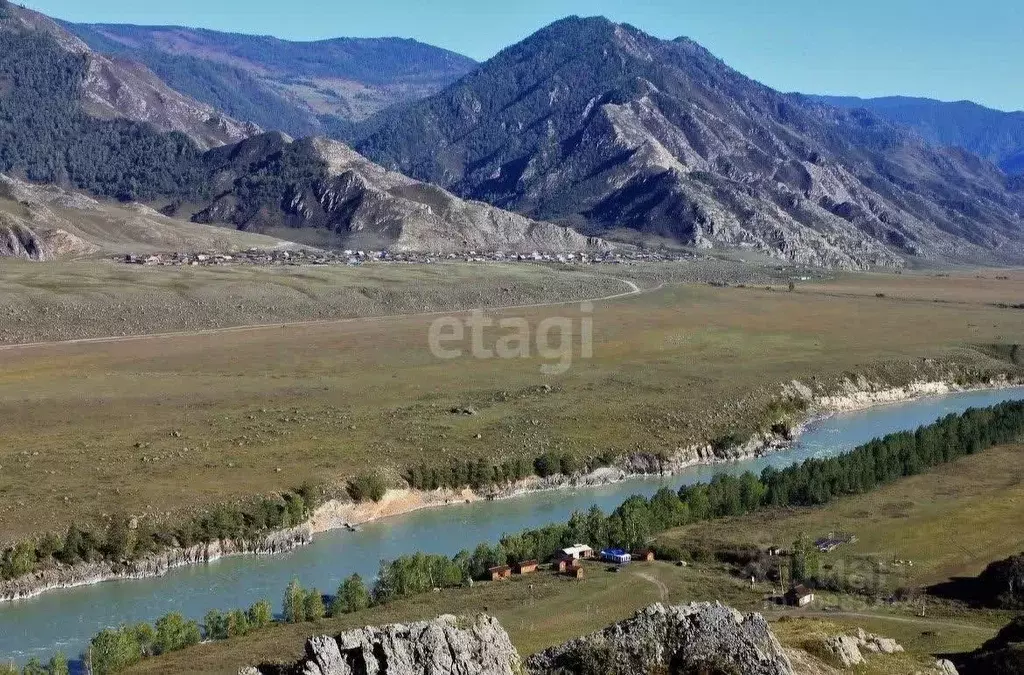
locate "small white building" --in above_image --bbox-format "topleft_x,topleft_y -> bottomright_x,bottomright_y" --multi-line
559,544 -> 594,560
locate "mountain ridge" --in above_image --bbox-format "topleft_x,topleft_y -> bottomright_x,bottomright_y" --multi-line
63,21 -> 478,137
353,16 -> 1024,268
807,94 -> 1024,175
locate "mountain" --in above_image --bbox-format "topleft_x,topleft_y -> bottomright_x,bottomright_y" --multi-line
0,1 -> 254,150
353,16 -> 1024,268
63,22 -> 478,138
186,132 -> 601,252
0,1 -> 593,254
810,95 -> 1024,175
0,173 -> 285,260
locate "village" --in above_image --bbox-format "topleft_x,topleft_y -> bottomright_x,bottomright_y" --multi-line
117,247 -> 706,268
480,539 -> 843,611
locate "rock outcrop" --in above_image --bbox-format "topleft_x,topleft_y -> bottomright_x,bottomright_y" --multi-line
244,604 -> 794,675
526,602 -> 794,675
246,614 -> 521,675
956,616 -> 1024,675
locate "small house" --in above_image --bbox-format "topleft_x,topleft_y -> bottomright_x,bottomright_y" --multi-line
554,558 -> 581,573
634,549 -> 656,562
559,544 -> 594,560
785,585 -> 815,607
600,548 -> 632,565
514,560 -> 539,575
488,565 -> 512,581
567,566 -> 585,580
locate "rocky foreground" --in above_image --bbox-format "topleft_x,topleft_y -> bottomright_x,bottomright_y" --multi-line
241,602 -> 796,675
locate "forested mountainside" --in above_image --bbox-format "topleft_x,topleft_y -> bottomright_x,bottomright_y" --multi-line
0,19 -> 208,201
354,17 -> 1024,269
811,95 -> 1024,175
65,22 -> 478,138
0,3 -> 582,253
0,1 -> 253,150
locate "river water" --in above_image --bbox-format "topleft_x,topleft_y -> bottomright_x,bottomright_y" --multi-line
2,386 -> 1023,663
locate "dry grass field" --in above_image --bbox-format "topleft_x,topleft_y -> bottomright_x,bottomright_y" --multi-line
0,265 -> 1022,542
657,442 -> 1024,589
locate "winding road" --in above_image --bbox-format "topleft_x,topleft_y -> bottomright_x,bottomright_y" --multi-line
0,276 -> 652,353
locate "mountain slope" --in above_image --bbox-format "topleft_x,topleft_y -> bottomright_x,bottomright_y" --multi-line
0,1 -> 254,149
810,95 -> 1024,175
354,17 -> 1024,268
189,132 -> 601,252
0,173 -> 287,260
64,22 -> 478,137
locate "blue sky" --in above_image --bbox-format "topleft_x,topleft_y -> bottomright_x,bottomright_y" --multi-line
23,0 -> 1024,111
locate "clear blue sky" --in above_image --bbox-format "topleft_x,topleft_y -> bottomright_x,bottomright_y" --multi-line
22,0 -> 1024,111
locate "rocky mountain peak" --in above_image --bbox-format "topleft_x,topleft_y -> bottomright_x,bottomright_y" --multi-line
353,17 -> 1024,269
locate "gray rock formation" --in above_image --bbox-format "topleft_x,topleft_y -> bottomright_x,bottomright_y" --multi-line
245,604 -> 794,675
526,602 -> 794,675
822,635 -> 865,667
247,614 -> 521,675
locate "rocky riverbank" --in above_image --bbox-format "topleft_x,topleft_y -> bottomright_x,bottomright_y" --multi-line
2,373 -> 1020,603
0,528 -> 309,603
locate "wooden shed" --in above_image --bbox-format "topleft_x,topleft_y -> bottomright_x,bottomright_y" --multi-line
634,549 -> 656,562
514,560 -> 539,575
488,565 -> 512,581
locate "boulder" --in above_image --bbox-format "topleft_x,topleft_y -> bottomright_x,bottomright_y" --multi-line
247,614 -> 520,675
526,602 -> 794,675
822,635 -> 865,667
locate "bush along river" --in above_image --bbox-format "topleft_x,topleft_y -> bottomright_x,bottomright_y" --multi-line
1,386 -> 1023,664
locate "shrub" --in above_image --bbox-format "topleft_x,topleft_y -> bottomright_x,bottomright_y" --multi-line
331,573 -> 371,616
153,612 -> 201,655
347,472 -> 388,502
88,627 -> 143,675
283,579 -> 306,623
246,600 -> 273,629
303,589 -> 326,621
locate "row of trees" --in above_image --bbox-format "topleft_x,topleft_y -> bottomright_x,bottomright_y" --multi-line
0,487 -> 319,582
403,451 -> 613,493
87,599 -> 273,675
0,654 -> 67,675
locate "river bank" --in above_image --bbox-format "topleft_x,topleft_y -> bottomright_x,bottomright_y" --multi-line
2,372 -> 1021,604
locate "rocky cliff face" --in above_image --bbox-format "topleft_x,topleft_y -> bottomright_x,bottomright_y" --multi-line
0,2 -> 255,149
195,133 -> 604,252
355,17 -> 1024,269
527,602 -> 794,675
243,614 -> 521,675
